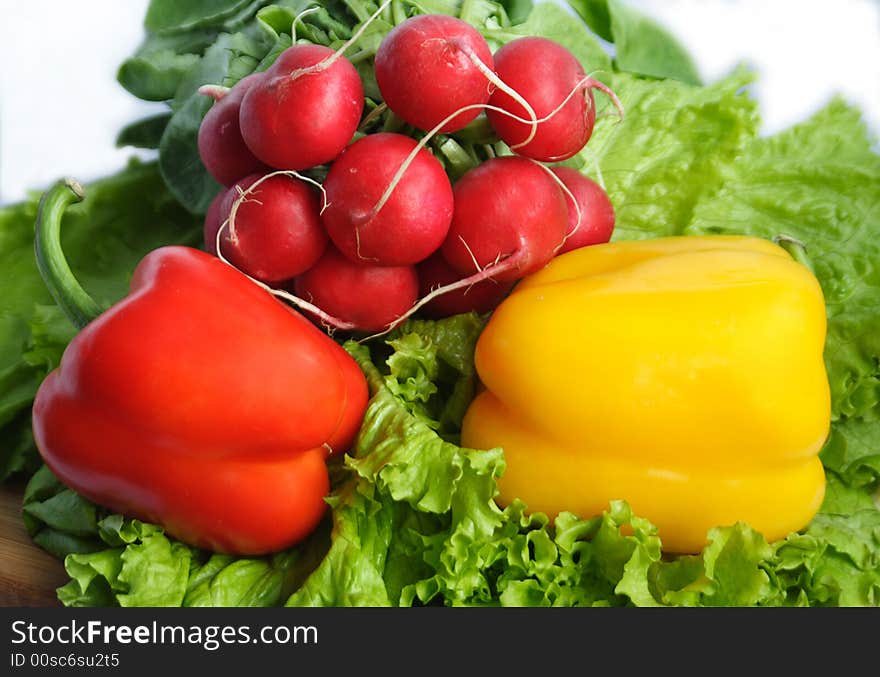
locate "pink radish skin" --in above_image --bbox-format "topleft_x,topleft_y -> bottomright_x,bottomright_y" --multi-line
375,14 -> 495,133
487,37 -> 596,162
440,156 -> 568,283
219,173 -> 327,285
294,246 -> 419,332
552,167 -> 616,253
417,251 -> 515,319
239,45 -> 364,170
322,133 -> 454,266
197,74 -> 268,186
203,189 -> 228,255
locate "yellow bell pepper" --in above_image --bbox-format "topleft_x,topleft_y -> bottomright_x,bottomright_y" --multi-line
461,235 -> 830,553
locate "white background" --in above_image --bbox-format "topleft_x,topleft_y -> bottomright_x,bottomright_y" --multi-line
1,0 -> 878,205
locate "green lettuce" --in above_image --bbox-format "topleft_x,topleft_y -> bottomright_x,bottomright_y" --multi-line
571,68 -> 759,239
821,420 -> 880,489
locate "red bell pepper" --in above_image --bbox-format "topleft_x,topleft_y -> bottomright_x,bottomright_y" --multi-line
31,179 -> 369,555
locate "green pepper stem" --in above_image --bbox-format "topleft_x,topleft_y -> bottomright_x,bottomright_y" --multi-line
773,234 -> 815,274
34,178 -> 103,329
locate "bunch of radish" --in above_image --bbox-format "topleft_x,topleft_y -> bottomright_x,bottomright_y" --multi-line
198,11 -> 620,334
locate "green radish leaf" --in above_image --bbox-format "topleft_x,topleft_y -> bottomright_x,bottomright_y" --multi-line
564,0 -> 612,41
145,0 -> 259,34
158,95 -> 222,214
498,0 -> 533,25
158,31 -> 269,213
606,0 -> 701,84
116,114 -> 172,149
117,51 -> 201,102
565,0 -> 700,84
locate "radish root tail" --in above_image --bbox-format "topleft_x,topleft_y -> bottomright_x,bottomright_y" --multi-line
529,161 -> 582,253
226,169 -> 328,243
291,6 -> 321,43
362,74 -> 622,227
213,220 -> 359,332
197,84 -> 231,101
358,254 -> 520,343
214,172 -> 357,332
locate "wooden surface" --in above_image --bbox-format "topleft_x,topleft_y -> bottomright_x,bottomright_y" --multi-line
0,483 -> 66,606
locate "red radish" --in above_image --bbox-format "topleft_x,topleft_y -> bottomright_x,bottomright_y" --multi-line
487,37 -> 620,162
203,188 -> 227,255
197,74 -> 268,186
441,156 -> 568,282
417,251 -> 515,318
375,14 -> 495,133
321,132 -> 454,266
293,246 -> 418,332
219,173 -> 327,285
552,167 -> 616,253
239,44 -> 364,170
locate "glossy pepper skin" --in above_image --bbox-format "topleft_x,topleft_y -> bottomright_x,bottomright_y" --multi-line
461,235 -> 830,553
31,180 -> 368,555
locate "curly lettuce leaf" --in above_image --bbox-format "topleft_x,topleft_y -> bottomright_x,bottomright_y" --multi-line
820,472 -> 878,514
383,313 -> 484,436
287,320 -> 506,606
25,465 -> 323,607
684,99 -> 880,426
58,520 -> 192,608
572,69 -> 759,240
493,501 -> 664,607
284,482 -> 399,606
821,419 -> 880,489
771,509 -> 880,607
